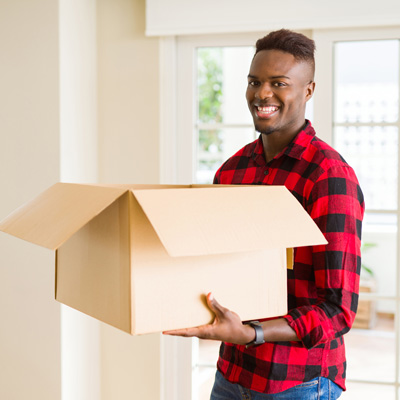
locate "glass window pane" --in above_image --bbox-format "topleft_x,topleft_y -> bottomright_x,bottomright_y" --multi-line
197,129 -> 225,184
361,214 -> 397,299
347,311 -> 395,383
197,366 -> 216,400
196,127 -> 256,184
334,126 -> 398,210
341,382 -> 395,399
197,47 -> 254,125
197,48 -> 224,124
334,40 -> 399,123
195,340 -> 219,400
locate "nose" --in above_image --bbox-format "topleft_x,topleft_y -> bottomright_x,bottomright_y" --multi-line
255,83 -> 273,100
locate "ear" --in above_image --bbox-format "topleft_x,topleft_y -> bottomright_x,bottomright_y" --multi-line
305,81 -> 315,101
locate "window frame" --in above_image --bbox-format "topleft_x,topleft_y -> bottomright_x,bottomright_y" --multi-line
159,33 -> 266,400
159,26 -> 400,400
314,27 -> 400,395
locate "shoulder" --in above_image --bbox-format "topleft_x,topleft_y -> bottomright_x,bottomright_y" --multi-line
214,138 -> 259,183
307,135 -> 358,181
309,136 -> 346,166
305,136 -> 364,208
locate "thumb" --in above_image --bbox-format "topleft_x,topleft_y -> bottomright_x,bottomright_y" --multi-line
206,292 -> 228,318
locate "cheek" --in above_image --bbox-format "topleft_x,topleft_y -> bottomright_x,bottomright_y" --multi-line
245,88 -> 252,101
246,91 -> 254,109
287,92 -> 307,110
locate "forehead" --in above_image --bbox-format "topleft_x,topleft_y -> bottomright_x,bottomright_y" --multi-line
249,49 -> 310,80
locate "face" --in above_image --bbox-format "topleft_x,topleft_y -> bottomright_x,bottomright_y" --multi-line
246,49 -> 315,137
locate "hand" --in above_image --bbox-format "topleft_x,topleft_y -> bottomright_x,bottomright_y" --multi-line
163,292 -> 255,345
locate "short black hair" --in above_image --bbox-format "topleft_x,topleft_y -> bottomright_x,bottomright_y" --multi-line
255,29 -> 315,76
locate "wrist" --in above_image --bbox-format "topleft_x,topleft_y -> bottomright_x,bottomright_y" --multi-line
243,323 -> 257,344
245,321 -> 265,348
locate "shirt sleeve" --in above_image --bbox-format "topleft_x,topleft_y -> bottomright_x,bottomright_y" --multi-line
283,165 -> 365,349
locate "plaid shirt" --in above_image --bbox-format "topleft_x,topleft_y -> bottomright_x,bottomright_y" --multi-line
213,121 -> 364,394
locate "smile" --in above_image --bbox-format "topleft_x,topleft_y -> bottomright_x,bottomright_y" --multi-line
255,106 -> 279,118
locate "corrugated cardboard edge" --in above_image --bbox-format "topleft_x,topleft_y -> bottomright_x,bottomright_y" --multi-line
55,249 -> 58,298
286,248 -> 294,270
128,192 -> 135,335
0,183 -> 129,250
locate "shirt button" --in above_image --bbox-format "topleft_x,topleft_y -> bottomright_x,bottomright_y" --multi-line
264,169 -> 269,175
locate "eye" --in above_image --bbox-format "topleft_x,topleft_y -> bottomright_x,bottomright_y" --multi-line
273,81 -> 287,88
248,80 -> 260,87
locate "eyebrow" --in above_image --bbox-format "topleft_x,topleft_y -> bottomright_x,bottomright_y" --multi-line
247,74 -> 291,80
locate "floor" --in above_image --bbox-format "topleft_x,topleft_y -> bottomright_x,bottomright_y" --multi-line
195,314 -> 397,400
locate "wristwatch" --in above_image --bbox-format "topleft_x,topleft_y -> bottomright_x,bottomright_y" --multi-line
245,321 -> 265,348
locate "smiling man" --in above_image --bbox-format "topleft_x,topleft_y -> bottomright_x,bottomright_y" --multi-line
165,29 -> 364,400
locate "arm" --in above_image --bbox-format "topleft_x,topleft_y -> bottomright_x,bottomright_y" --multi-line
166,166 -> 364,348
283,165 -> 364,348
164,292 -> 299,345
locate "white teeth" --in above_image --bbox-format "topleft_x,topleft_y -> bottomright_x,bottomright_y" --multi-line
257,106 -> 278,113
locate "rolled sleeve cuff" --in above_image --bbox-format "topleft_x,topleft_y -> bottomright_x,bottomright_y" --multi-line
283,309 -> 327,349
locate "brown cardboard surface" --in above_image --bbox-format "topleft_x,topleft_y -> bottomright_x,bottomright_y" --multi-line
0,183 -> 126,250
0,183 -> 327,334
56,192 -> 131,332
129,193 -> 287,333
134,186 -> 326,257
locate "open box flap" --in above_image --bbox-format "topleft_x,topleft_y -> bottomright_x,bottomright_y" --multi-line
0,183 -> 127,250
133,186 -> 327,257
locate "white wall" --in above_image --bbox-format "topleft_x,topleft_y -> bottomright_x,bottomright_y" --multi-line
97,0 -> 160,184
96,0 -> 161,399
0,0 -> 161,399
146,0 -> 400,36
0,1 -> 62,399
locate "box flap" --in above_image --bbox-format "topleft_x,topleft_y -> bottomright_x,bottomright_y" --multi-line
133,186 -> 327,257
0,183 -> 127,250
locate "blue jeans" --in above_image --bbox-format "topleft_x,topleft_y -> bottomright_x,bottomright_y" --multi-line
210,371 -> 342,400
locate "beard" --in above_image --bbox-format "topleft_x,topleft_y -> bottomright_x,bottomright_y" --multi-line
254,123 -> 276,136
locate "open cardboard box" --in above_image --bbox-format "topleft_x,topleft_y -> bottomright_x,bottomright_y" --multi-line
0,183 -> 327,334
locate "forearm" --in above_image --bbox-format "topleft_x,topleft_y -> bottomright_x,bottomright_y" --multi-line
164,293 -> 300,345
207,317 -> 301,346
257,318 -> 300,343
216,317 -> 301,346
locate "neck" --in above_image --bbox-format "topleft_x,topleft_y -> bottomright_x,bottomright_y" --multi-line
261,121 -> 307,163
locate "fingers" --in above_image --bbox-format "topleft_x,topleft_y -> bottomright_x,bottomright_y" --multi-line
163,324 -> 212,339
162,328 -> 193,337
162,294 -> 233,341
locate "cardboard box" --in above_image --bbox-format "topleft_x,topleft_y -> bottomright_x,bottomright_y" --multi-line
0,183 -> 327,334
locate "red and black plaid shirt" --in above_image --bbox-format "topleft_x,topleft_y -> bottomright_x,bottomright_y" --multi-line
213,121 -> 365,394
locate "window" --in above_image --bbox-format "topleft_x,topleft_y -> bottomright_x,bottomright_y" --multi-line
196,46 -> 255,183
334,40 -> 399,210
332,37 -> 399,398
160,27 -> 400,400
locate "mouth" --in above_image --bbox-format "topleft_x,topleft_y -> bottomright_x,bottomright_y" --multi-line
255,105 -> 279,119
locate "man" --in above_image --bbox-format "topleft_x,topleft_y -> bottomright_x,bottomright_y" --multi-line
165,29 -> 364,399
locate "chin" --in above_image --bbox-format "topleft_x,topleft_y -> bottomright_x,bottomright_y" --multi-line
255,125 -> 276,136
253,117 -> 279,135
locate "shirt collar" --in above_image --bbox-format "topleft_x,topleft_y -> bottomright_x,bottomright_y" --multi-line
251,120 -> 316,165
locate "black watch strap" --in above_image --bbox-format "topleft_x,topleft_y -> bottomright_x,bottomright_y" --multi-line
245,321 -> 265,348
